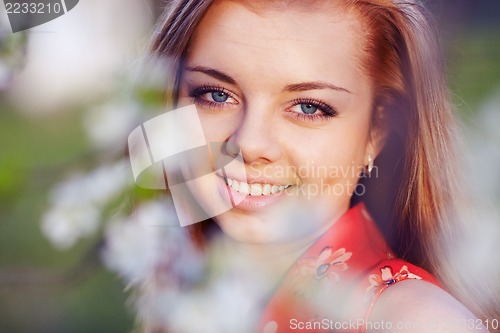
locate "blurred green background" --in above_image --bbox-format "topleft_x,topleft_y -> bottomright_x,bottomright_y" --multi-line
1,1 -> 499,332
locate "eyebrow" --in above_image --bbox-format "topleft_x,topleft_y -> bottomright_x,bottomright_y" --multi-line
184,66 -> 237,85
184,66 -> 351,94
284,82 -> 351,94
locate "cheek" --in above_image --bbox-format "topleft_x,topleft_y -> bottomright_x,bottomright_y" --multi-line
285,121 -> 370,186
176,95 -> 240,143
198,113 -> 240,143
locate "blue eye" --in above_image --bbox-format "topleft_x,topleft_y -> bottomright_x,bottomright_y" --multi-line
212,91 -> 229,103
188,84 -> 239,110
301,104 -> 318,114
286,98 -> 338,123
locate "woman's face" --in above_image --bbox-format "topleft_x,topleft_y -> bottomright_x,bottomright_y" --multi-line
177,0 -> 377,244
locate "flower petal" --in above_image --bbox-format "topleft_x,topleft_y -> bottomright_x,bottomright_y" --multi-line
407,272 -> 422,280
334,251 -> 352,264
318,247 -> 333,262
380,267 -> 394,281
368,274 -> 382,286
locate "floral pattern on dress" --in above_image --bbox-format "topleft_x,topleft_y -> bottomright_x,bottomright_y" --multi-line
365,265 -> 422,302
289,246 -> 352,297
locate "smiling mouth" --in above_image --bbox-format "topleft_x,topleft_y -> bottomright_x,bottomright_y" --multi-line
224,177 -> 292,196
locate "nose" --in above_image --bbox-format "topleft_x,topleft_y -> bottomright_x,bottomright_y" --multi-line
227,102 -> 281,165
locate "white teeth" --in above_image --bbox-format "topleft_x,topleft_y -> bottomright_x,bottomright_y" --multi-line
230,180 -> 239,191
263,184 -> 271,195
225,178 -> 290,196
239,182 -> 250,195
250,184 -> 263,196
271,185 -> 280,194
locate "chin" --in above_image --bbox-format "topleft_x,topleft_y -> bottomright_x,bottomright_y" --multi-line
213,199 -> 336,245
213,209 -> 283,244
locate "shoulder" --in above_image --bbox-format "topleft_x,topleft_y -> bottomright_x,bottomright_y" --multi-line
368,279 -> 488,333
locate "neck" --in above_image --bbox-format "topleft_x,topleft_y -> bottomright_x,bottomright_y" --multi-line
202,204 -> 350,316
220,205 -> 348,287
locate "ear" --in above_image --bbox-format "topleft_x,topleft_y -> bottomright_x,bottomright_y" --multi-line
365,105 -> 388,165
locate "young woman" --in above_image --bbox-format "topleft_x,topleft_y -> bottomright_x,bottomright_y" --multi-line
138,0 -> 498,331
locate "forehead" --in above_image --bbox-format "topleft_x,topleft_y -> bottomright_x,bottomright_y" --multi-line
185,0 -> 369,94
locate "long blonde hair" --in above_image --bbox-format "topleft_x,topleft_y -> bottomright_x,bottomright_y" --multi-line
150,0 -> 499,324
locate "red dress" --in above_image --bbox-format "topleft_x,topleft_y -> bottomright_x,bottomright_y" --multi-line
257,203 -> 441,333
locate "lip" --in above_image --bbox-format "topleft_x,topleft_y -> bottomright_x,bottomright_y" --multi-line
215,171 -> 291,187
216,174 -> 290,212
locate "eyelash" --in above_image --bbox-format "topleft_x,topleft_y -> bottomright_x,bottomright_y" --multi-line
187,85 -> 338,122
187,84 -> 237,110
286,98 -> 338,122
